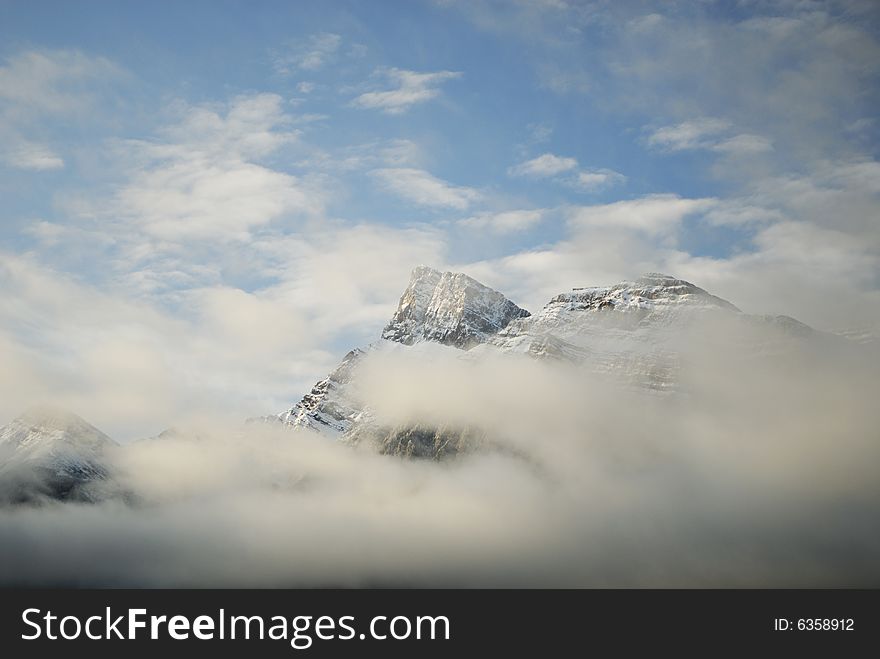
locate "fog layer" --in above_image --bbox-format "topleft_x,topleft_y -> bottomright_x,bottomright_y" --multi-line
0,318 -> 878,587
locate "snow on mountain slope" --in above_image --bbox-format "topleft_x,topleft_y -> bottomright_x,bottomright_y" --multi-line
475,273 -> 740,390
382,265 -> 530,349
0,407 -> 118,502
476,273 -> 818,390
272,348 -> 367,437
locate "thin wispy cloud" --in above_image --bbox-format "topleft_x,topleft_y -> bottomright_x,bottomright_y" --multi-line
0,49 -> 121,115
4,142 -> 64,170
508,153 -> 578,178
0,49 -> 122,174
272,32 -> 341,74
645,118 -> 772,155
459,209 -> 545,233
371,167 -> 479,209
351,68 -> 462,114
567,194 -> 716,237
509,153 -> 626,191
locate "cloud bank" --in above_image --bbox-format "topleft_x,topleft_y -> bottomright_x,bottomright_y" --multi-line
0,318 -> 878,587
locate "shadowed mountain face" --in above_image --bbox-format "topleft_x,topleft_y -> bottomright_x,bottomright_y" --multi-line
0,407 -> 119,503
269,267 -> 826,458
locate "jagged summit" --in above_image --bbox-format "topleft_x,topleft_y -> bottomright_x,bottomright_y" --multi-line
272,266 -> 530,434
275,348 -> 366,436
382,265 -> 530,350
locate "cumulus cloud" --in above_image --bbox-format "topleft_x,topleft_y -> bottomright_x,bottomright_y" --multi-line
351,68 -> 462,114
89,93 -> 322,245
370,167 -> 480,210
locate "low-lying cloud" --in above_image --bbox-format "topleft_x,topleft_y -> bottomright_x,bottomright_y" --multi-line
0,317 -> 877,587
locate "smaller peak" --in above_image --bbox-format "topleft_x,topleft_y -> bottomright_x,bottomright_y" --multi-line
2,405 -> 117,450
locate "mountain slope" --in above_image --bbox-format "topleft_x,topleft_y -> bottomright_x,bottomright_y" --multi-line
0,407 -> 118,503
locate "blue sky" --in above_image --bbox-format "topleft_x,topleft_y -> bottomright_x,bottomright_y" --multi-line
1,0 -> 879,436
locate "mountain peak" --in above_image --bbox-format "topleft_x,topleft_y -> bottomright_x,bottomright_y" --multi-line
562,273 -> 740,313
1,406 -> 116,451
382,266 -> 530,349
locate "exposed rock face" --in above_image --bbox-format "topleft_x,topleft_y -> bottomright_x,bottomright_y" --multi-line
382,265 -> 530,349
346,422 -> 484,460
0,407 -> 118,503
273,348 -> 367,437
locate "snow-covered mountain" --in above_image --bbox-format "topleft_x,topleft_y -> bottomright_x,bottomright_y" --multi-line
0,267 -> 842,489
0,407 -> 119,503
381,265 -> 530,348
267,266 -> 530,436
266,267 -> 830,456
476,272 -> 817,390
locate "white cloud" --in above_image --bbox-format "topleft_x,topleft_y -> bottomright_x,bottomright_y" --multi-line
296,81 -> 316,94
351,68 -> 462,114
568,194 -> 715,236
273,33 -> 341,74
116,158 -> 315,242
646,118 -> 773,156
0,218 -> 450,437
509,153 -> 625,192
4,142 -> 64,170
702,203 -> 784,227
371,167 -> 479,210
297,138 -> 422,172
571,168 -> 626,191
645,118 -> 729,151
0,49 -> 122,118
459,209 -> 545,233
713,133 -> 773,155
154,93 -> 300,160
252,224 -> 447,341
106,94 -> 320,243
508,153 -> 578,178
0,49 -> 123,174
